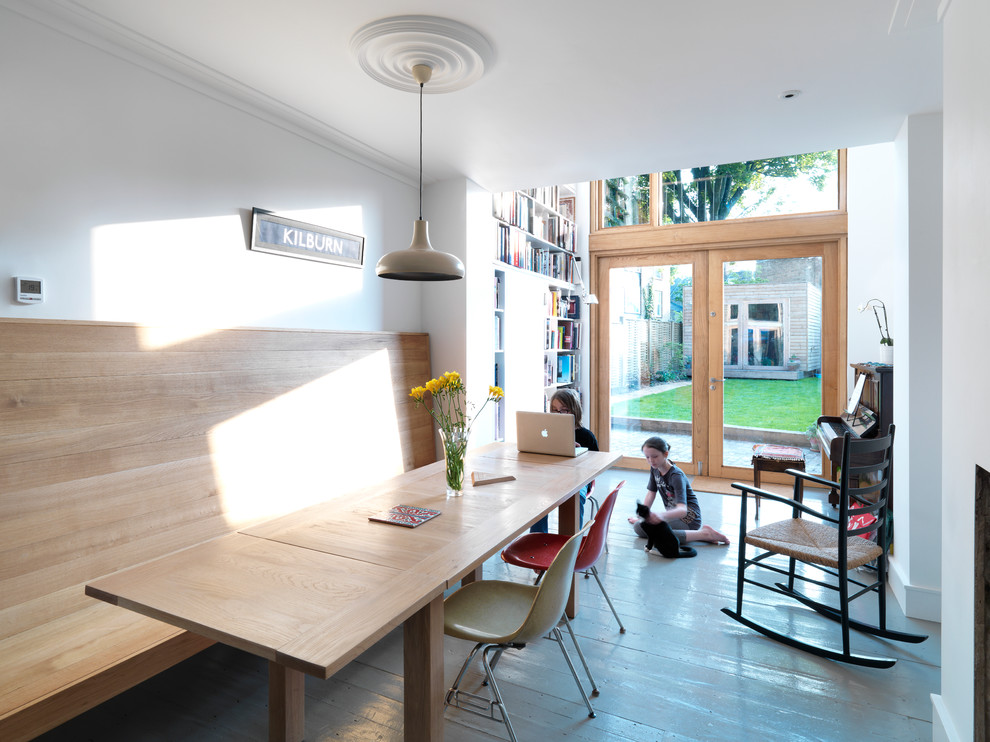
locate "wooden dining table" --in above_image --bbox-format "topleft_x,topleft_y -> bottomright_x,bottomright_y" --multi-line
85,442 -> 622,742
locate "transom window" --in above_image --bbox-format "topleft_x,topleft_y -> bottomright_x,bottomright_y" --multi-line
597,151 -> 839,230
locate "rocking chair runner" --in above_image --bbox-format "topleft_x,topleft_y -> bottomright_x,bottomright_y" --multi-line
721,424 -> 927,668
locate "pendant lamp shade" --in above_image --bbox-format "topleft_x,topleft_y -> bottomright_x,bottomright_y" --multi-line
376,63 -> 465,281
376,219 -> 464,280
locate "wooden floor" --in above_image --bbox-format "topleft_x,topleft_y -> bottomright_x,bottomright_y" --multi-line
36,467 -> 940,742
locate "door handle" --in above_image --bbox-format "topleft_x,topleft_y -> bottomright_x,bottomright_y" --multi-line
710,377 -> 724,383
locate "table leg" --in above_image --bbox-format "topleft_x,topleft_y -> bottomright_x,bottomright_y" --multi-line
268,661 -> 305,742
460,565 -> 483,586
404,593 -> 444,742
559,493 -> 580,618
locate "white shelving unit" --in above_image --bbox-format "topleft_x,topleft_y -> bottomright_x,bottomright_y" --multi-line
491,187 -> 584,439
545,288 -> 582,393
492,268 -> 506,441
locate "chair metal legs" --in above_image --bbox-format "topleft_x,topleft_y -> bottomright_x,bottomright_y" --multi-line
537,563 -> 625,634
548,625 -> 597,718
445,643 -> 519,741
445,629 -> 596,741
560,614 -> 599,696
584,565 -> 626,633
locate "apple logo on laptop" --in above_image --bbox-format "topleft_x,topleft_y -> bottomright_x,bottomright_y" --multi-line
540,428 -> 549,438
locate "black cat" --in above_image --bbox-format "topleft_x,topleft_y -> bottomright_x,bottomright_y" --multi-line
636,502 -> 697,558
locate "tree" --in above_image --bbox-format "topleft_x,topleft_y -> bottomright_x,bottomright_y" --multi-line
643,280 -> 655,319
604,174 -> 650,227
661,151 -> 837,224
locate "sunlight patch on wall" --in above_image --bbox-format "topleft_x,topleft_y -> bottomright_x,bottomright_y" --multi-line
90,208 -> 365,349
208,349 -> 403,525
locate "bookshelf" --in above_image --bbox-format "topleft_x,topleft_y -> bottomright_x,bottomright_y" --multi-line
493,188 -> 577,282
493,268 -> 506,441
491,187 -> 584,438
545,288 -> 581,390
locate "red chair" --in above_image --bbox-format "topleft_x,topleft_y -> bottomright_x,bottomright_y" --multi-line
584,480 -> 608,553
502,480 -> 626,633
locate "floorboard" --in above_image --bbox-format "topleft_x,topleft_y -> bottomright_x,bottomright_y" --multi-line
35,467 -> 940,742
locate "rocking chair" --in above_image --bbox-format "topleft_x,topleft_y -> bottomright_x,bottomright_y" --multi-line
721,424 -> 927,668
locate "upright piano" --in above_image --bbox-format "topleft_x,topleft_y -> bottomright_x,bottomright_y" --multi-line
816,363 -> 893,506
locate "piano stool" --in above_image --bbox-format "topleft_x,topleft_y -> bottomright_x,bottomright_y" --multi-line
750,445 -> 806,518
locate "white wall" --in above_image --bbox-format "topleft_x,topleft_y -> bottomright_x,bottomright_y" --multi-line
935,0 -> 990,739
847,132 -> 944,625
847,145 -> 898,368
0,6 -> 421,333
897,113 -> 944,620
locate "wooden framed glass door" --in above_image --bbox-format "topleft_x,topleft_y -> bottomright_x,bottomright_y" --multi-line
597,251 -> 708,473
595,241 -> 842,480
706,244 -> 834,480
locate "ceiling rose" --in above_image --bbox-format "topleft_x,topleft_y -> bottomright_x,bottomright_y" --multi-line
350,15 -> 495,94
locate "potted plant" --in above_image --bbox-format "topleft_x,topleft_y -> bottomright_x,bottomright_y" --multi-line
409,371 -> 504,497
858,298 -> 893,364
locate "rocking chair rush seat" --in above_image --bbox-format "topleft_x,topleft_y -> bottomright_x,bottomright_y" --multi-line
721,424 -> 927,668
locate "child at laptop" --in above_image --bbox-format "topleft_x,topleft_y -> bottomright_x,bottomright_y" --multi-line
629,436 -> 730,547
530,388 -> 598,533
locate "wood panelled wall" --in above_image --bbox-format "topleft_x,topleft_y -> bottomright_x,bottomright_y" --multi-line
0,319 -> 434,641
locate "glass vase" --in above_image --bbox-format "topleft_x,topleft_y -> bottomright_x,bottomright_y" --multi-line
439,427 -> 470,497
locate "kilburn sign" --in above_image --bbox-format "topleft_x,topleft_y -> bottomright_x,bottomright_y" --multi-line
250,209 -> 365,268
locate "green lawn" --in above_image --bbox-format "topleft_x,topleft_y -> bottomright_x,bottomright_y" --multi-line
611,377 -> 822,432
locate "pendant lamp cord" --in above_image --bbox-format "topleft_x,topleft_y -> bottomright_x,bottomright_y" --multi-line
418,81 -> 424,221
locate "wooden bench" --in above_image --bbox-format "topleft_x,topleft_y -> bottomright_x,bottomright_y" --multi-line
0,319 -> 434,742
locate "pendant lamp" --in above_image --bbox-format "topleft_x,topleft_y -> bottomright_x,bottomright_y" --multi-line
376,64 -> 465,281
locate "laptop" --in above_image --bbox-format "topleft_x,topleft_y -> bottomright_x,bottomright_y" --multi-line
516,411 -> 589,457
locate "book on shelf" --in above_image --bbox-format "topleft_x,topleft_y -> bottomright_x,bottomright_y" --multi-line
561,323 -> 573,350
524,185 -> 558,211
493,190 -> 575,252
565,295 -> 580,319
369,504 -> 441,528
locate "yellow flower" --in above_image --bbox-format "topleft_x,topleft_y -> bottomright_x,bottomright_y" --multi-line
411,370 -> 503,435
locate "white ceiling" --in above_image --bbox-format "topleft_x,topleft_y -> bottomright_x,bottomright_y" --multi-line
39,0 -> 942,192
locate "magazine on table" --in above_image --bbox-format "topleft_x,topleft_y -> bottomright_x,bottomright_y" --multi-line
369,504 -> 441,528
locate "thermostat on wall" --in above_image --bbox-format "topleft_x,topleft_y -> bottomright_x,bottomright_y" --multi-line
14,276 -> 44,303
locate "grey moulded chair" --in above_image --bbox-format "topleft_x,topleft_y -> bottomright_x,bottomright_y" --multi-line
721,424 -> 927,668
443,521 -> 596,742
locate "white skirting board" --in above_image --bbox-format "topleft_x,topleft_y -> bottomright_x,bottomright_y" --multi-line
931,693 -> 963,742
889,554 -> 942,622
